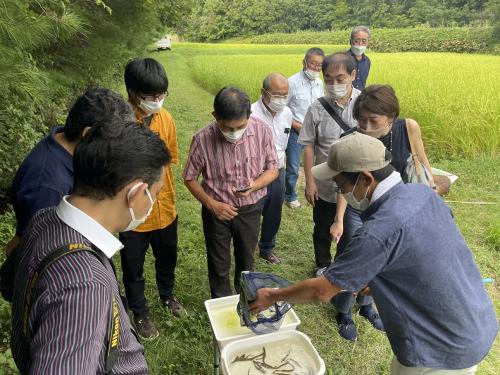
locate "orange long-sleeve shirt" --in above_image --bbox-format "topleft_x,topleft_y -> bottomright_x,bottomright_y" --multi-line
134,107 -> 178,232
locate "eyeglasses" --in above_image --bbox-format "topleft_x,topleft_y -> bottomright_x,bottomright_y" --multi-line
352,38 -> 369,45
264,89 -> 288,100
139,90 -> 169,102
305,60 -> 323,69
334,177 -> 349,193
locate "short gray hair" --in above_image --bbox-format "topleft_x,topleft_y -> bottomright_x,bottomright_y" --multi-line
262,72 -> 287,91
351,26 -> 371,40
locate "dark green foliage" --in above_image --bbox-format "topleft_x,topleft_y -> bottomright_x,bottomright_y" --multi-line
0,0 -> 182,211
182,0 -> 499,43
232,26 -> 496,54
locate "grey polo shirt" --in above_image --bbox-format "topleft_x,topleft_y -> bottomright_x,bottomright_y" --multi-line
297,88 -> 360,202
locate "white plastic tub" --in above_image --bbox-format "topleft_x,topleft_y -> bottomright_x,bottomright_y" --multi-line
221,330 -> 325,375
205,294 -> 300,349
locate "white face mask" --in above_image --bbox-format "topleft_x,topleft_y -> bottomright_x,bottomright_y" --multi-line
138,98 -> 164,116
267,97 -> 288,113
326,84 -> 348,100
123,182 -> 155,232
343,175 -> 370,211
351,45 -> 367,56
220,126 -> 247,143
304,69 -> 320,80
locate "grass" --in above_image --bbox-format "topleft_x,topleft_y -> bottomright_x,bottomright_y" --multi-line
0,43 -> 498,374
182,43 -> 500,159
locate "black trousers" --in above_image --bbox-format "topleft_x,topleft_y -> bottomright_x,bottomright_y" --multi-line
313,197 -> 337,268
119,217 -> 178,316
313,199 -> 373,312
202,200 -> 263,298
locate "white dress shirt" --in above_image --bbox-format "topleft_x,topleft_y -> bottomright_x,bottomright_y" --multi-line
251,97 -> 292,168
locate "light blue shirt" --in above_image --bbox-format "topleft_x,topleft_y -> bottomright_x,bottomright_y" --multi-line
287,71 -> 324,124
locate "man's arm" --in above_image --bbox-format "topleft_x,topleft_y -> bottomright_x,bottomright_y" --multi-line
234,169 -> 279,199
184,179 -> 238,221
303,145 -> 318,206
251,231 -> 389,314
330,194 -> 347,243
291,119 -> 302,133
250,276 -> 342,314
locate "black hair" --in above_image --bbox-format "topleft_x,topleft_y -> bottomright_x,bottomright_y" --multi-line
73,124 -> 171,200
213,86 -> 251,120
343,149 -> 394,183
124,58 -> 168,95
322,53 -> 357,75
304,47 -> 325,60
64,88 -> 135,142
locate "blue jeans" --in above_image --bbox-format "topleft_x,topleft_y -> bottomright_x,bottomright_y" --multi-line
331,205 -> 373,313
285,129 -> 303,202
259,169 -> 285,255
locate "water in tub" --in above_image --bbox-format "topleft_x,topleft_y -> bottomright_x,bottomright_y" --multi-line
229,338 -> 316,374
212,304 -> 294,338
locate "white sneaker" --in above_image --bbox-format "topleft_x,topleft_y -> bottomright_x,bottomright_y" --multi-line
286,200 -> 302,209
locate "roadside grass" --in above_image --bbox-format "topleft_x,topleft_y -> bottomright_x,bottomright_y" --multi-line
0,45 -> 498,374
181,43 -> 499,160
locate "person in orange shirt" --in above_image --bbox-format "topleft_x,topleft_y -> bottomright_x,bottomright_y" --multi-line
120,58 -> 185,340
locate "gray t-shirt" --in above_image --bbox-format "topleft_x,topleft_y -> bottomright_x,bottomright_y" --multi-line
325,183 -> 498,369
297,89 -> 360,203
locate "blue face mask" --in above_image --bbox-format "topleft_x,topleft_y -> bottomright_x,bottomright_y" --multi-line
343,175 -> 370,211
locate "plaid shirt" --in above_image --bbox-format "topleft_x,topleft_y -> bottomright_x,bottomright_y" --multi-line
183,115 -> 278,207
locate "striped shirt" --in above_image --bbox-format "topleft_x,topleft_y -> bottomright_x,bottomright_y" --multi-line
11,198 -> 148,374
183,115 -> 279,207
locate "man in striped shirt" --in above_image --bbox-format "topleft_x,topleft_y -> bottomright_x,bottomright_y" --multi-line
183,86 -> 279,298
11,124 -> 171,374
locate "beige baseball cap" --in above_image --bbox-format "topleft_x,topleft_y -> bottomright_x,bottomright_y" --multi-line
312,132 -> 389,181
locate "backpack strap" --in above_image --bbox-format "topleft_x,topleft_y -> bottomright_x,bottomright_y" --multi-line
22,243 -> 120,374
318,97 -> 351,132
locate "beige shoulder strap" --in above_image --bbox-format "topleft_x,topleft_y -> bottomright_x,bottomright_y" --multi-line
405,119 -> 424,177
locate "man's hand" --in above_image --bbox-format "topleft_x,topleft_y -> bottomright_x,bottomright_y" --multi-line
305,180 -> 319,206
207,200 -> 238,221
330,221 -> 343,243
291,119 -> 302,133
232,181 -> 255,198
249,288 -> 275,315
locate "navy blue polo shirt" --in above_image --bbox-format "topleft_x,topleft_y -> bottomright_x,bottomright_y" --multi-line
325,183 -> 498,369
12,127 -> 73,236
348,50 -> 371,90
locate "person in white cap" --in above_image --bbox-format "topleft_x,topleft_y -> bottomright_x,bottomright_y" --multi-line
250,132 -> 497,375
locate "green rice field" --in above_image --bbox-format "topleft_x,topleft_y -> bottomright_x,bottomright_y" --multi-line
182,43 -> 500,159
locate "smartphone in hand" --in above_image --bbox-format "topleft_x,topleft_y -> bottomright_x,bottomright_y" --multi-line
235,186 -> 251,193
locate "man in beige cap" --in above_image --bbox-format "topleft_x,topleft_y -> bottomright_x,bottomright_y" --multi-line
250,132 -> 497,374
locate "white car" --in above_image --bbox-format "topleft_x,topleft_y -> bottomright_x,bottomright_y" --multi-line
156,36 -> 172,51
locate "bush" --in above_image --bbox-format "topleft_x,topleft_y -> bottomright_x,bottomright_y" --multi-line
231,26 -> 497,54
0,0 -> 167,211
